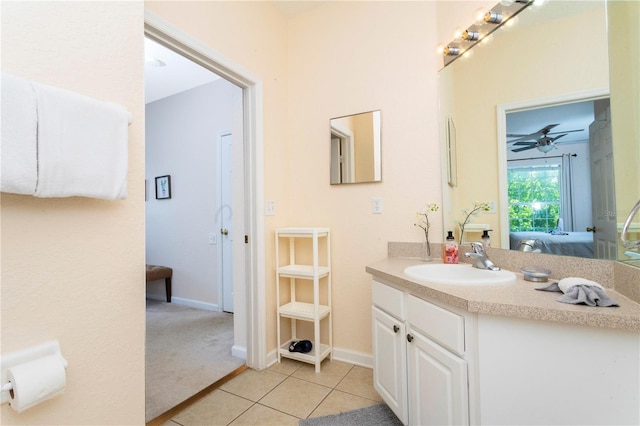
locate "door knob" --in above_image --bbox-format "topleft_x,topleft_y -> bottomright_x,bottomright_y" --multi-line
406,334 -> 414,343
221,229 -> 229,235
586,227 -> 596,233
393,325 -> 399,333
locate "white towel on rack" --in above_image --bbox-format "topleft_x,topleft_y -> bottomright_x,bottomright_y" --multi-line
1,73 -> 38,195
33,82 -> 129,200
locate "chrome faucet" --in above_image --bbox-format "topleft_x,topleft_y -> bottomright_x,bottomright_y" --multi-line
465,242 -> 500,270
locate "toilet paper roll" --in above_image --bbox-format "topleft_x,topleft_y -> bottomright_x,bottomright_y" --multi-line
7,354 -> 66,413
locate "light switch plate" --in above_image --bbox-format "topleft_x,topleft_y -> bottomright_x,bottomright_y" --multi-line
372,197 -> 383,214
266,200 -> 276,216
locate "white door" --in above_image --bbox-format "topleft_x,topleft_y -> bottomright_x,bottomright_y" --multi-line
220,133 -> 234,313
407,328 -> 468,426
589,106 -> 617,260
372,306 -> 408,425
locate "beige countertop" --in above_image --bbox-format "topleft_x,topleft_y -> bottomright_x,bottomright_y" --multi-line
366,257 -> 640,332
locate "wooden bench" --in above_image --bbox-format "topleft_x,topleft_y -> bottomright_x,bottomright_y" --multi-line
145,265 -> 172,303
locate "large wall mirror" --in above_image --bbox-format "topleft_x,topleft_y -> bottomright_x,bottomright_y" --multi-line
439,0 -> 639,266
330,110 -> 381,184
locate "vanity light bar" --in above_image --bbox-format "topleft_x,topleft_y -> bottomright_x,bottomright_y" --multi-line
441,0 -> 534,67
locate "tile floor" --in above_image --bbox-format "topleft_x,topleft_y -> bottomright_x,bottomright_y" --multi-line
161,358 -> 382,425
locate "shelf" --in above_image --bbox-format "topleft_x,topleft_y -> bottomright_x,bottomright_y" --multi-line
278,340 -> 332,364
277,264 -> 330,279
276,227 -> 332,372
276,227 -> 330,238
279,302 -> 330,321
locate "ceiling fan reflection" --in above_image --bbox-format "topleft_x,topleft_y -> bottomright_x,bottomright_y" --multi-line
507,124 -> 584,153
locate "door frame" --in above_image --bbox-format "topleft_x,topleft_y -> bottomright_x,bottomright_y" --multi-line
496,88 -> 609,248
144,11 -> 267,370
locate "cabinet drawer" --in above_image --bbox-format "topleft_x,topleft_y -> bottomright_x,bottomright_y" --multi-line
372,280 -> 405,319
407,295 -> 464,356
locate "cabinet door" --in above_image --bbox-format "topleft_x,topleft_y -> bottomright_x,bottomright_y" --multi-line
372,306 -> 408,425
407,328 -> 468,426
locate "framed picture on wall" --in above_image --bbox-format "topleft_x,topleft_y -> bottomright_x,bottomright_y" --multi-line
155,175 -> 172,200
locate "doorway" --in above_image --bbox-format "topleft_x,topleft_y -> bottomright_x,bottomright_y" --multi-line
144,11 -> 267,421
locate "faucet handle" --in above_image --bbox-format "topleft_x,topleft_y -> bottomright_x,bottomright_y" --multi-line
469,241 -> 485,254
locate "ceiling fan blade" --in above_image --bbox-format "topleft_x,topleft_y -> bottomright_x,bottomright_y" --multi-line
506,124 -> 560,144
539,124 -> 560,133
513,141 -> 536,146
548,128 -> 583,135
511,145 -> 536,152
551,133 -> 568,141
507,135 -> 537,144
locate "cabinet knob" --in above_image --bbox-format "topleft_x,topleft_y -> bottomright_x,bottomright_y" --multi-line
393,325 -> 399,333
221,229 -> 229,235
406,334 -> 413,343
586,226 -> 596,233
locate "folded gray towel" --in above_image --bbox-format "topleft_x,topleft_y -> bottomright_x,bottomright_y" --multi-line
536,282 -> 619,307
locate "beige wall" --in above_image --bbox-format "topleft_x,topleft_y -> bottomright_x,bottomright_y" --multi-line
0,1 -> 145,424
287,1 -> 442,355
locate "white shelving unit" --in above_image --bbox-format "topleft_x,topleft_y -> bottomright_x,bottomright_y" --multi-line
275,227 -> 332,372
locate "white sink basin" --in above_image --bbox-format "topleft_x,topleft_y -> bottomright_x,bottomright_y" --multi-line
403,263 -> 517,286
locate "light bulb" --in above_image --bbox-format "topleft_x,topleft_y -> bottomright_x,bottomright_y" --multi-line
462,30 -> 480,41
484,11 -> 503,24
443,46 -> 461,56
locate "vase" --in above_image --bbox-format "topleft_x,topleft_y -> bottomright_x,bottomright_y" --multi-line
420,241 -> 433,262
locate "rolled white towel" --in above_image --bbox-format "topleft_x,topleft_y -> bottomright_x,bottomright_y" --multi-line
558,277 -> 603,293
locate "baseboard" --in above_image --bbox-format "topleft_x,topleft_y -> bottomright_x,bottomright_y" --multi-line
170,296 -> 220,312
266,348 -> 278,368
332,347 -> 373,369
263,346 -> 372,370
232,345 -> 247,360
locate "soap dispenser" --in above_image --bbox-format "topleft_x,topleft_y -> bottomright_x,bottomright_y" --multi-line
481,229 -> 492,248
443,231 -> 459,264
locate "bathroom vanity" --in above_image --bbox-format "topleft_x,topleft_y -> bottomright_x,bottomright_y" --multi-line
367,257 -> 640,426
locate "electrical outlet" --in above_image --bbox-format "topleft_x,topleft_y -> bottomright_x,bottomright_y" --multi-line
487,201 -> 497,214
208,233 -> 217,245
372,197 -> 383,214
266,200 -> 276,216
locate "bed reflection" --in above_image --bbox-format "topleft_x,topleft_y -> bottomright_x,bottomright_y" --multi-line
510,231 -> 594,258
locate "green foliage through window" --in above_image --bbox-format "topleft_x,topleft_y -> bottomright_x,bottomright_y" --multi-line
508,165 -> 560,232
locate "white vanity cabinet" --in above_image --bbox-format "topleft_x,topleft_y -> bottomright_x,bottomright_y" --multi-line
371,274 -> 640,426
372,280 -> 472,426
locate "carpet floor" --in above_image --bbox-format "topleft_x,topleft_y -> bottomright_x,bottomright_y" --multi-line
145,299 -> 245,422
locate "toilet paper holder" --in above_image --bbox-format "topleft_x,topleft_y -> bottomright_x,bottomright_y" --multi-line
0,340 -> 68,405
